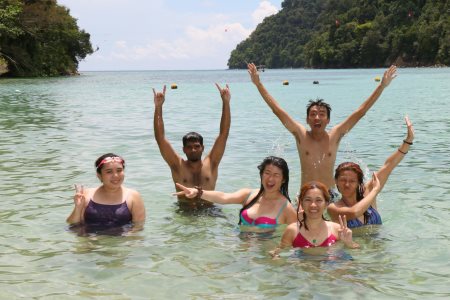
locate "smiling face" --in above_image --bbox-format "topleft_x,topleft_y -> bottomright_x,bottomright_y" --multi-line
261,164 -> 284,192
306,105 -> 330,132
301,188 -> 327,218
97,161 -> 125,187
183,141 -> 204,162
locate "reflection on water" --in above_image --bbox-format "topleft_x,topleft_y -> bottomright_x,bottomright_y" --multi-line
1,69 -> 450,298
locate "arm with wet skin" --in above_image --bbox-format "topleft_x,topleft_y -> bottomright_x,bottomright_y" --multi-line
66,184 -> 86,225
207,83 -> 231,169
269,222 -> 297,258
174,183 -> 252,205
333,65 -> 397,137
248,62 -> 304,135
327,173 -> 381,222
370,116 -> 415,192
153,85 -> 182,170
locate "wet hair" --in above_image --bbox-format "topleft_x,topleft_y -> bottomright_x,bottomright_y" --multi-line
95,153 -> 125,174
306,98 -> 331,120
334,162 -> 370,224
182,132 -> 203,147
297,181 -> 330,230
238,156 -> 291,225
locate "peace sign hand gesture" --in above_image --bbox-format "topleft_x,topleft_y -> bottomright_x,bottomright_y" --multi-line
338,215 -> 359,249
73,184 -> 85,208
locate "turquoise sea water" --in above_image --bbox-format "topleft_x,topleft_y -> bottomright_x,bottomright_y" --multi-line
1,68 -> 449,299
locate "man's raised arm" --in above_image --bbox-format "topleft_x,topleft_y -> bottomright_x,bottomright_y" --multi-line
248,63 -> 303,135
334,65 -> 397,136
153,85 -> 181,169
208,83 -> 231,168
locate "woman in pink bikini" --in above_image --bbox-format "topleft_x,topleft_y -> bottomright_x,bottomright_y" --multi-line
174,156 -> 297,231
271,181 -> 358,256
66,153 -> 146,233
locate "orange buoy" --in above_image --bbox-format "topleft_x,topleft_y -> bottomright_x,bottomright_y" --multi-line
171,83 -> 178,89
282,80 -> 289,85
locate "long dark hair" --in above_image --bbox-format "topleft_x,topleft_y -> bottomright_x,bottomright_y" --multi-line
297,181 -> 330,230
238,156 -> 291,224
334,162 -> 370,224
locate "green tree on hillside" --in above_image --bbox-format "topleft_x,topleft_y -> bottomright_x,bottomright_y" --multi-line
228,0 -> 449,68
0,0 -> 93,77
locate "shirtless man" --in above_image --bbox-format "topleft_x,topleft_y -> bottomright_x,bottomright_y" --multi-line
153,83 -> 231,207
248,63 -> 397,198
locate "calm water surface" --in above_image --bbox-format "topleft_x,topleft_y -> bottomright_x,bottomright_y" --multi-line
1,68 -> 449,299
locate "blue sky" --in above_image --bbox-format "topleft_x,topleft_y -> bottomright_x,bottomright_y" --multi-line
57,0 -> 283,71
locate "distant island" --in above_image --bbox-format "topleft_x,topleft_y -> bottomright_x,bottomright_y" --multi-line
0,0 -> 93,77
228,0 -> 449,69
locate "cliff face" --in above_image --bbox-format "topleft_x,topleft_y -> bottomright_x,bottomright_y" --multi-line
228,0 -> 450,69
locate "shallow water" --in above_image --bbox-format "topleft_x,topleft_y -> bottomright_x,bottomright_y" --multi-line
1,68 -> 449,298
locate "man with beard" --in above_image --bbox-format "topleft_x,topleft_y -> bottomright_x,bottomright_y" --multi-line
248,63 -> 397,200
153,84 -> 231,208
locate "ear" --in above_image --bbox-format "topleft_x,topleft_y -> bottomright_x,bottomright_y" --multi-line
96,172 -> 102,182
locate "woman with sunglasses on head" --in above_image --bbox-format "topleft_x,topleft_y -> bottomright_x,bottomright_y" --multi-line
66,153 -> 146,232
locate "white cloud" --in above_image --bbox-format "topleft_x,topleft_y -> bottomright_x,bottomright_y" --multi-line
77,1 -> 281,70
252,1 -> 279,25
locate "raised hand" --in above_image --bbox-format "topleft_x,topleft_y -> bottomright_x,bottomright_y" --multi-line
173,183 -> 199,199
153,85 -> 166,106
404,115 -> 415,143
247,62 -> 261,86
73,184 -> 85,207
371,172 -> 381,194
215,83 -> 231,103
381,65 -> 397,88
338,215 -> 357,248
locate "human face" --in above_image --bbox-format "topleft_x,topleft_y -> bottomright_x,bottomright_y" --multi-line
183,141 -> 204,162
261,164 -> 284,192
97,162 -> 125,187
301,188 -> 327,218
306,105 -> 329,131
335,170 -> 359,199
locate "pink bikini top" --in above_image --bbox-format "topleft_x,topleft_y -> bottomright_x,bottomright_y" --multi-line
292,230 -> 337,248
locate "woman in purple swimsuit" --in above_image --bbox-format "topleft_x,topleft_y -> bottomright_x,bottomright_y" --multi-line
66,153 -> 146,232
327,116 -> 415,228
174,156 -> 297,231
271,181 -> 358,256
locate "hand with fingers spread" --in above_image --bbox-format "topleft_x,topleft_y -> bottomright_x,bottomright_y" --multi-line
153,85 -> 166,107
215,83 -> 231,103
247,63 -> 261,86
338,215 -> 359,248
381,65 -> 397,88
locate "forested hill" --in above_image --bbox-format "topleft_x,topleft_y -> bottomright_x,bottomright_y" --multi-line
0,0 -> 93,77
228,0 -> 449,69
